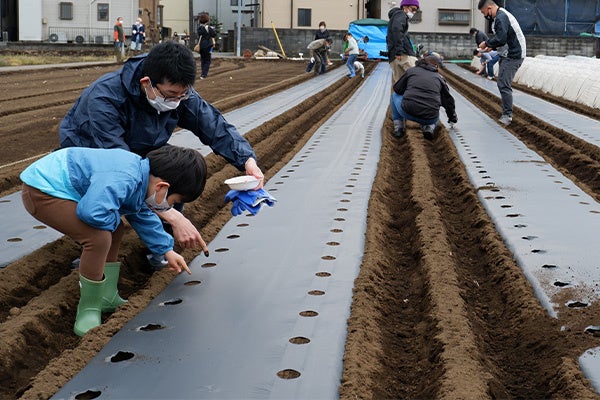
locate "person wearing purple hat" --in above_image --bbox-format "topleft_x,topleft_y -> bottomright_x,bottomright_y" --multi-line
386,0 -> 420,84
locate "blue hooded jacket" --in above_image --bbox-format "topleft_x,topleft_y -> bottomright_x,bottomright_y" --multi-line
20,147 -> 174,256
59,54 -> 255,169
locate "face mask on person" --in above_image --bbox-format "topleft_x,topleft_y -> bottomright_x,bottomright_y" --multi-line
484,8 -> 494,21
145,86 -> 181,113
406,11 -> 415,19
319,26 -> 325,32
145,188 -> 172,212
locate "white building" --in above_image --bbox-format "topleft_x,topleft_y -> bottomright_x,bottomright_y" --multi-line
4,0 -> 486,43
194,0 -> 485,34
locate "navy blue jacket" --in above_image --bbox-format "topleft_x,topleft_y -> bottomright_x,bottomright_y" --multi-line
386,7 -> 415,61
393,60 -> 456,121
486,8 -> 526,59
59,55 -> 255,169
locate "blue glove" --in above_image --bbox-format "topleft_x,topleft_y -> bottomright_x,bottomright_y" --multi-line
224,189 -> 277,216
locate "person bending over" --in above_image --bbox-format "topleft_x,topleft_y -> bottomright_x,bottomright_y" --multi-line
390,53 -> 457,140
59,41 -> 264,259
20,146 -> 207,336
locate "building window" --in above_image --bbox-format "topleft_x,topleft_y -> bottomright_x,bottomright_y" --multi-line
231,0 -> 238,6
298,8 -> 311,27
411,10 -> 422,23
438,9 -> 470,26
59,2 -> 73,20
97,4 -> 109,21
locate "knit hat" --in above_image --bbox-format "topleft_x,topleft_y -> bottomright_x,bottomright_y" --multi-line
424,51 -> 444,68
400,0 -> 420,9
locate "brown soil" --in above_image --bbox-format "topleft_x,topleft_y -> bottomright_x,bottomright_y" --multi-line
0,56 -> 599,400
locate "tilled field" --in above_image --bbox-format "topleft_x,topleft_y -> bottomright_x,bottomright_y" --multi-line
0,57 -> 599,399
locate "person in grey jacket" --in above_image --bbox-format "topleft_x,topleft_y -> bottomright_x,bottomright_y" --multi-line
59,41 -> 264,256
390,53 -> 457,140
306,37 -> 333,75
478,0 -> 526,125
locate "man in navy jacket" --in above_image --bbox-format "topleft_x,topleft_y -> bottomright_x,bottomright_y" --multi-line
60,41 -> 264,255
478,0 -> 526,126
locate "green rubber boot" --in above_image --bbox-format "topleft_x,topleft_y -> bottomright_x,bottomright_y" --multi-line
74,275 -> 105,337
101,262 -> 127,313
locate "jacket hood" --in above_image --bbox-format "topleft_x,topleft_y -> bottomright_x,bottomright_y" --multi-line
120,54 -> 147,98
388,7 -> 404,19
416,59 -> 439,72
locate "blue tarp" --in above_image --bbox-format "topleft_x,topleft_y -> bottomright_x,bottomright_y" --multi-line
505,0 -> 600,36
348,18 -> 388,60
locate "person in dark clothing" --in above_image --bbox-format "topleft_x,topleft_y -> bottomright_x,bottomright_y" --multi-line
314,21 -> 332,67
386,0 -> 419,84
478,0 -> 526,125
469,27 -> 489,48
390,53 -> 457,140
197,12 -> 217,79
59,41 -> 264,257
130,18 -> 146,54
113,17 -> 125,63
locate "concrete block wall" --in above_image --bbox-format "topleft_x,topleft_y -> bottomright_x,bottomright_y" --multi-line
237,27 -> 597,60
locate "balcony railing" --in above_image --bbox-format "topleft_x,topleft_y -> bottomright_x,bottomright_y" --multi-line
47,26 -> 132,44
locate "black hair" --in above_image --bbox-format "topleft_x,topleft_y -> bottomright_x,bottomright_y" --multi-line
473,49 -> 480,55
469,28 -> 478,34
141,41 -> 196,86
477,0 -> 497,9
147,146 -> 207,202
326,37 -> 333,43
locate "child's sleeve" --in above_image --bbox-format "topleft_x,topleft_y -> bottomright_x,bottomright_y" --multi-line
125,211 -> 174,256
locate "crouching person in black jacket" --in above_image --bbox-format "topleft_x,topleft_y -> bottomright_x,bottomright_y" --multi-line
390,52 -> 458,140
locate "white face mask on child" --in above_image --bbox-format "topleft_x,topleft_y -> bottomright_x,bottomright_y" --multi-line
145,189 -> 172,212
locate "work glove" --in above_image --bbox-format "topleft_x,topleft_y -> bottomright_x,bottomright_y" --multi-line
224,188 -> 277,216
310,57 -> 315,63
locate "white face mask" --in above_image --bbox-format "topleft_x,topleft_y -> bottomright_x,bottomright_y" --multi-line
319,27 -> 325,32
145,86 -> 180,113
145,188 -> 171,212
406,12 -> 415,19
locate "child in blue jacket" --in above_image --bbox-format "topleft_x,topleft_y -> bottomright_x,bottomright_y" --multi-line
20,146 -> 207,336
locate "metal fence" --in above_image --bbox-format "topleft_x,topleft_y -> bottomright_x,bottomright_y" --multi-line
47,26 -> 132,44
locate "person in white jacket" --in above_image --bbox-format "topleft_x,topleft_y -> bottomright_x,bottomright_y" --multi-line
343,32 -> 360,78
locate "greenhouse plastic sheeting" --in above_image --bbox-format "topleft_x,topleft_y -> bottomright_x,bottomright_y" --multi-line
441,87 -> 600,392
0,68 -> 346,269
51,64 -> 391,400
445,63 -> 600,148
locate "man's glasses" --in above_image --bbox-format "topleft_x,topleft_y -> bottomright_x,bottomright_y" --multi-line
152,83 -> 192,102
